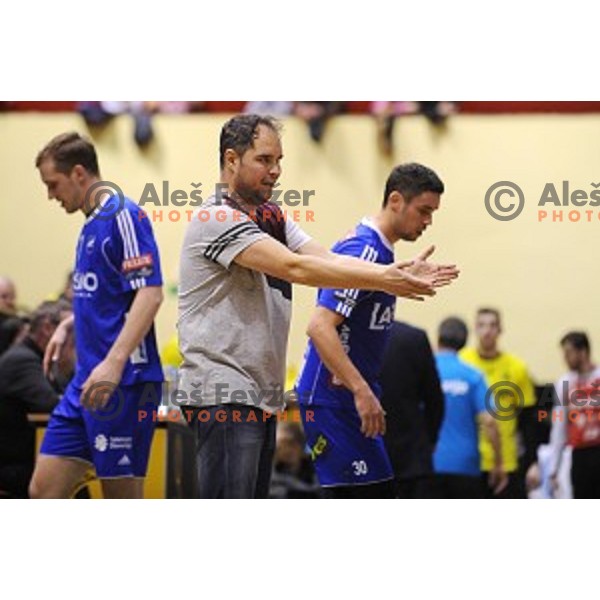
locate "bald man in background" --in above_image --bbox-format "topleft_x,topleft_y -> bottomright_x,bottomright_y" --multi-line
0,276 -> 17,315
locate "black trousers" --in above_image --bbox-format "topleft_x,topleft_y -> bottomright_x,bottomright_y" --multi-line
324,479 -> 395,499
431,474 -> 485,499
481,471 -> 526,499
0,464 -> 31,498
571,446 -> 600,499
394,476 -> 437,499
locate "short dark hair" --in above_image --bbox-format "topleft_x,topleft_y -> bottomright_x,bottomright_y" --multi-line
561,331 -> 590,353
35,132 -> 99,176
438,317 -> 468,351
0,316 -> 26,355
383,163 -> 444,207
219,114 -> 281,169
477,307 -> 501,326
29,300 -> 71,335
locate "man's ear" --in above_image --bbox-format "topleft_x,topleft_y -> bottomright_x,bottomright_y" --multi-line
47,319 -> 59,336
387,190 -> 406,209
71,164 -> 87,183
224,148 -> 240,171
39,320 -> 54,345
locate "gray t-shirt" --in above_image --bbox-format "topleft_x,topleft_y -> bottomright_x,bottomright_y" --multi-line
177,196 -> 311,413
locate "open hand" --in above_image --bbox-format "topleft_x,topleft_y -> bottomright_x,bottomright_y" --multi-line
404,245 -> 460,288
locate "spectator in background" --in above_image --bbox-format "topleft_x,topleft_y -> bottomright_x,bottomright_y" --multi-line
269,420 -> 321,499
371,102 -> 419,156
0,315 -> 29,357
244,102 -> 343,142
433,317 -> 506,498
244,101 -> 294,116
0,300 -> 73,498
370,102 -> 457,156
545,332 -> 600,498
0,276 -> 17,315
418,102 -> 457,126
0,276 -> 27,356
379,321 -> 444,498
294,102 -> 344,143
526,440 -> 572,499
460,308 -> 536,498
58,271 -> 74,303
78,101 -> 205,147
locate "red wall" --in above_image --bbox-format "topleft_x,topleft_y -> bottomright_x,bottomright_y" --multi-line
5,101 -> 600,114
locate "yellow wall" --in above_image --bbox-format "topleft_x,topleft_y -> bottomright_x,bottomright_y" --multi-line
2,112 -> 599,383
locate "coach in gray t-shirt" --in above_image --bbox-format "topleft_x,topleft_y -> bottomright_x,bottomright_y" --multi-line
177,114 -> 456,499
179,195 -> 311,414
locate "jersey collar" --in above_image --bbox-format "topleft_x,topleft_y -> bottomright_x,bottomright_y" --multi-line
85,192 -> 114,225
360,217 -> 394,253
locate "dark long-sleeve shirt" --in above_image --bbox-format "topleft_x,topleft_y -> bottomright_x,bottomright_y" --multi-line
0,337 -> 59,466
380,321 -> 444,480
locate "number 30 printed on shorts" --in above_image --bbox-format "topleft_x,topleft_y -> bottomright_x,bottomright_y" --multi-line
352,460 -> 368,476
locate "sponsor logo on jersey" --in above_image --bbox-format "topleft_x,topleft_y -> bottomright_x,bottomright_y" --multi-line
94,434 -> 108,452
73,271 -> 99,293
310,434 -> 329,461
117,454 -> 132,467
85,235 -> 96,254
122,253 -> 154,279
369,302 -> 394,331
93,435 -> 133,453
442,379 -> 470,396
109,436 -> 133,450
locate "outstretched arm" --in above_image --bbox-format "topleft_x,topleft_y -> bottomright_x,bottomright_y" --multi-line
235,237 -> 458,300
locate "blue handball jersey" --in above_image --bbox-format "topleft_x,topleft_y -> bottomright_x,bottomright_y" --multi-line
296,219 -> 395,408
71,195 -> 163,387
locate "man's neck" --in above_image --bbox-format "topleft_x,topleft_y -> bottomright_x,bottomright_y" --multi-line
438,346 -> 456,354
477,346 -> 500,360
227,191 -> 263,212
371,212 -> 398,244
219,181 -> 263,213
81,177 -> 103,215
577,360 -> 596,376
25,334 -> 45,356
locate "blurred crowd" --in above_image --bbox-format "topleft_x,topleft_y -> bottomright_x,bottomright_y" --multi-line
69,101 -> 457,151
0,274 -> 76,497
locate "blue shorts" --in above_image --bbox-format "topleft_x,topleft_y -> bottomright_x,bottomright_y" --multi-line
299,404 -> 393,487
40,380 -> 162,478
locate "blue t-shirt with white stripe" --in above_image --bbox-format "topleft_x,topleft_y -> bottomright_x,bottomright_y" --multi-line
71,196 -> 163,387
296,219 -> 395,408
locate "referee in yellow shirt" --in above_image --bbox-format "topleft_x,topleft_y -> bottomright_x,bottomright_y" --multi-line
461,308 -> 536,498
